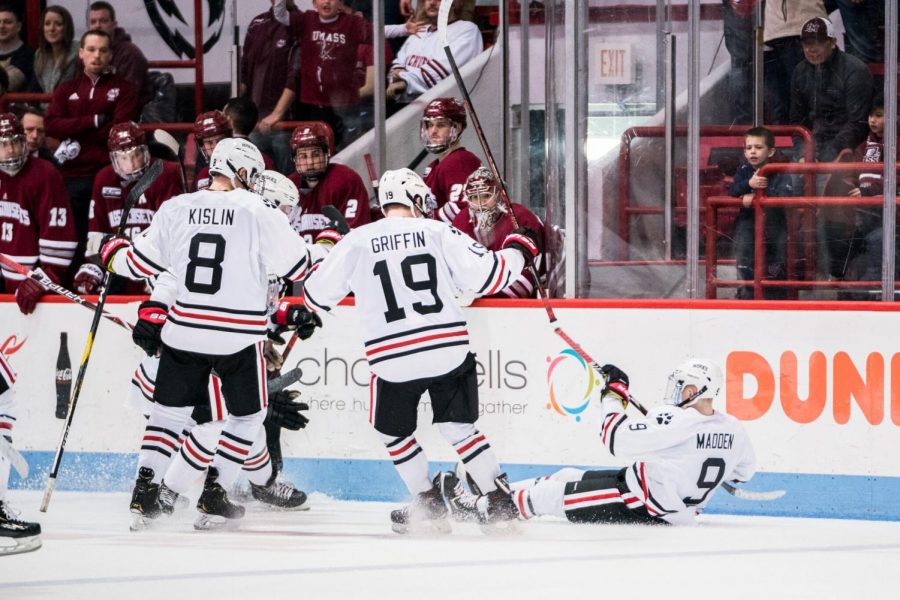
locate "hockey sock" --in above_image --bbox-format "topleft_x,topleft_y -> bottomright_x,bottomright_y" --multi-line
508,475 -> 550,492
214,412 -> 265,489
524,479 -> 567,519
139,404 -> 193,483
163,421 -> 220,495
377,431 -> 431,495
438,422 -> 501,493
242,428 -> 272,487
0,442 -> 10,498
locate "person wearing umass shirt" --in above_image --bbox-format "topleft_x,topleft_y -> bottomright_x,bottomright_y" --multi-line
273,0 -> 372,150
45,29 -> 138,260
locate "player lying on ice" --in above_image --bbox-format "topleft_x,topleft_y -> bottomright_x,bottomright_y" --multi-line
441,358 -> 757,526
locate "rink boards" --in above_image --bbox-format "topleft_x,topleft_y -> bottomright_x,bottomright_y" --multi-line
1,296 -> 898,520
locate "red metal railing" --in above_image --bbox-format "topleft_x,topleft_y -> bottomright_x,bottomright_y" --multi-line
617,125 -> 815,261
706,162 -> 900,299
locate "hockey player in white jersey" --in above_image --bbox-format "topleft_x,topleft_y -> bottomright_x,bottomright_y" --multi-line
472,359 -> 756,526
100,138 -> 324,529
0,350 -> 41,554
302,168 -> 542,534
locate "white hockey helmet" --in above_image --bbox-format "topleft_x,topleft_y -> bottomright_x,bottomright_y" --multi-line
208,137 -> 264,189
251,169 -> 299,214
663,358 -> 723,408
378,168 -> 436,218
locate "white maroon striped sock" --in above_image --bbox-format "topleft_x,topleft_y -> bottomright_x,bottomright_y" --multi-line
380,432 -> 431,495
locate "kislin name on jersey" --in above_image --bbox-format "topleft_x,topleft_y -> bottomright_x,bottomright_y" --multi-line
188,208 -> 235,226
370,231 -> 427,254
0,201 -> 30,226
696,433 -> 734,450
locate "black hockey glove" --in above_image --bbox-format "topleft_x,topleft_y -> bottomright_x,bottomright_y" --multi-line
133,300 -> 168,356
599,364 -> 630,407
272,301 -> 322,340
501,227 -> 542,266
265,390 -> 310,431
315,204 -> 352,247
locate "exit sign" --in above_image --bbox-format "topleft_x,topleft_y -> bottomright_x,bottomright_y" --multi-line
597,44 -> 632,84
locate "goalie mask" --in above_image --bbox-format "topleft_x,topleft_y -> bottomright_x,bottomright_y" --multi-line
0,112 -> 28,176
464,167 -> 504,229
194,110 -> 232,161
420,98 -> 466,154
108,121 -> 150,183
663,358 -> 723,408
251,169 -> 300,216
209,137 -> 265,190
378,168 -> 436,218
291,123 -> 333,183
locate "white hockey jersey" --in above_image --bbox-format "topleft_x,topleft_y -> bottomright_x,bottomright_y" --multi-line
109,188 -> 319,355
303,216 -> 526,382
599,398 -> 756,526
391,20 -> 483,96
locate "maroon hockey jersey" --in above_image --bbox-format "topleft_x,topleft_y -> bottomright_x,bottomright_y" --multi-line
422,147 -> 481,224
89,159 -> 184,239
287,10 -> 371,107
44,71 -> 139,178
288,162 -> 370,242
452,202 -> 545,298
0,157 -> 78,292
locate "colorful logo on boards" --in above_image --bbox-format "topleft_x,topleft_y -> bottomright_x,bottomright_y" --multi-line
0,334 -> 26,356
545,349 -> 600,422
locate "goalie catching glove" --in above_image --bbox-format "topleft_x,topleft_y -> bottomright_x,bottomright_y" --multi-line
501,227 -> 542,266
599,364 -> 630,409
271,301 -> 322,340
133,300 -> 168,356
265,390 -> 309,430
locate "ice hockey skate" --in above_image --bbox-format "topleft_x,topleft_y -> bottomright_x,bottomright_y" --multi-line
0,500 -> 41,555
194,467 -> 245,530
441,469 -> 519,535
157,481 -> 189,516
390,474 -> 451,535
129,467 -> 161,531
250,473 -> 309,510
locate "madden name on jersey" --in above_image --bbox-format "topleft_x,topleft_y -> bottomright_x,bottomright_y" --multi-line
696,432 -> 734,450
371,231 -> 426,254
189,208 -> 235,226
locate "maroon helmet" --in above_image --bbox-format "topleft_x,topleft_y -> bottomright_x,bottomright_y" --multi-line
0,112 -> 28,175
108,121 -> 150,182
463,167 -> 504,229
420,98 -> 466,154
193,110 -> 232,141
291,122 -> 334,182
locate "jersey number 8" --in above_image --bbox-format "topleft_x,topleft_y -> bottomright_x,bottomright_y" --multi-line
185,233 -> 226,294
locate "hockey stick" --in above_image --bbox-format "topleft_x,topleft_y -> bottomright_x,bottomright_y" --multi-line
0,254 -> 134,332
41,158 -> 164,513
720,481 -> 785,501
0,436 -> 28,478
266,366 -> 303,395
153,129 -> 188,192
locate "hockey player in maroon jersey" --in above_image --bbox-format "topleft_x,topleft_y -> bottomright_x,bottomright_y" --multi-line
287,122 -> 370,243
192,110 -> 232,191
420,98 -> 482,224
0,113 -> 77,314
72,121 -> 185,295
452,167 -> 545,298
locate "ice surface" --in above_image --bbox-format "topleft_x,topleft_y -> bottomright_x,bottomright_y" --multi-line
2,490 -> 899,599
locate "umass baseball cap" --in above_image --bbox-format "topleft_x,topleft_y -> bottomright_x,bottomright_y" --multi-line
800,17 -> 836,42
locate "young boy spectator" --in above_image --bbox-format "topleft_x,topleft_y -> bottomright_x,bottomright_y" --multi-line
730,126 -> 798,299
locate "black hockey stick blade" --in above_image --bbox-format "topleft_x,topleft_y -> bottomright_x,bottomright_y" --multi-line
322,204 -> 351,235
267,366 -> 303,395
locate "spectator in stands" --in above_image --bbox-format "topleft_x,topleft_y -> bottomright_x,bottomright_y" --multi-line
452,167 -> 545,298
33,5 -> 78,94
286,121 -> 370,244
420,97 -> 482,224
387,0 -> 483,104
0,64 -> 7,95
0,5 -> 35,92
722,1 -> 755,125
244,1 -> 301,176
18,105 -> 57,163
87,1 -> 153,112
790,16 -> 873,162
192,110 -> 232,190
729,126 -> 798,299
223,96 -> 276,169
272,0 -> 374,150
45,29 -> 138,258
763,1 -> 826,124
0,112 -> 77,314
73,122 -> 184,295
828,0 -> 884,65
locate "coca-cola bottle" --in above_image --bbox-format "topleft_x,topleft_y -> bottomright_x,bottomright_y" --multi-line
55,332 -> 72,419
